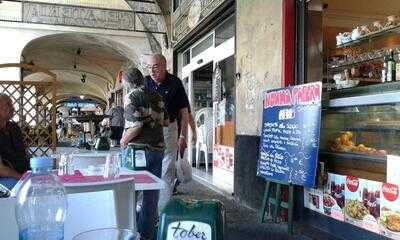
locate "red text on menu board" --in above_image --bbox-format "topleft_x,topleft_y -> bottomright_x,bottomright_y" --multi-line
264,83 -> 321,108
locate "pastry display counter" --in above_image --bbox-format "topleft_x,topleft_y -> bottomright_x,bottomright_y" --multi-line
320,85 -> 400,182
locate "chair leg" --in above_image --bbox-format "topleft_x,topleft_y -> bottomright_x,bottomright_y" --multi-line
288,184 -> 294,234
259,181 -> 271,223
205,147 -> 209,172
195,144 -> 200,168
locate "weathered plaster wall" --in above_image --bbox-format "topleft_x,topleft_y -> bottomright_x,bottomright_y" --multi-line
236,0 -> 283,136
235,0 -> 283,210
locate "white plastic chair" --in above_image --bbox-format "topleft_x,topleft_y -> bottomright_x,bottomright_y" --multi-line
195,107 -> 213,172
1,178 -> 136,240
64,178 -> 136,240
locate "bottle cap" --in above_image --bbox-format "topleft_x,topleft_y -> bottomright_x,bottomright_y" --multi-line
30,156 -> 53,169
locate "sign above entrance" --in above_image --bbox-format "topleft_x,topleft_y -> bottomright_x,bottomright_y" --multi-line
20,2 -> 166,34
257,82 -> 322,187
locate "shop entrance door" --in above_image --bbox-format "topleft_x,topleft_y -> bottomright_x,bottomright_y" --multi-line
212,56 -> 235,193
181,31 -> 235,193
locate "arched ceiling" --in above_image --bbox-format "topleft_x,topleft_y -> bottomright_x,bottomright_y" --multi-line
21,33 -> 135,103
18,1 -> 172,105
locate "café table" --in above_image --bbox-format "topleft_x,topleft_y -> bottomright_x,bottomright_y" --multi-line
0,168 -> 164,240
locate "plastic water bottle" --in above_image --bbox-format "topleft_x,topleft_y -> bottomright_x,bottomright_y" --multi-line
15,156 -> 68,240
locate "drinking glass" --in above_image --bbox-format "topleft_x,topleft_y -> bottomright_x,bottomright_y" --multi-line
58,153 -> 74,176
103,154 -> 121,179
58,153 -> 68,176
72,228 -> 140,240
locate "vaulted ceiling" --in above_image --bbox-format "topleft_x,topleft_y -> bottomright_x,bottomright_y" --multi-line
18,0 -> 172,106
22,33 -> 134,105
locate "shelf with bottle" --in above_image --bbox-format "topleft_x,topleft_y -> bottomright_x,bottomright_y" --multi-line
327,48 -> 400,71
336,18 -> 400,49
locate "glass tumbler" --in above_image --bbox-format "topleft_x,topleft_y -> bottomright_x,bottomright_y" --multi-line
103,154 -> 121,179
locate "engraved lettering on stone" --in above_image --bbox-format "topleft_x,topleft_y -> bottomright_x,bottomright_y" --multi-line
23,3 -> 135,31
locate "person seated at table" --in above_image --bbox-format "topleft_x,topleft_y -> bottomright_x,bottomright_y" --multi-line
0,94 -> 29,189
120,67 -> 168,240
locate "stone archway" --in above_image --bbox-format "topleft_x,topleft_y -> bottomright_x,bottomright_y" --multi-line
20,33 -> 146,102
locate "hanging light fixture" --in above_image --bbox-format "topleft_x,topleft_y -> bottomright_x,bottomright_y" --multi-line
74,48 -> 82,70
81,73 -> 86,83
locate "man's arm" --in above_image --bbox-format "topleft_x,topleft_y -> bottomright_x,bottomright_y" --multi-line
120,127 -> 142,148
188,113 -> 197,144
177,107 -> 189,153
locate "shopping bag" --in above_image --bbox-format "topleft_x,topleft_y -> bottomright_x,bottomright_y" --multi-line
176,150 -> 192,183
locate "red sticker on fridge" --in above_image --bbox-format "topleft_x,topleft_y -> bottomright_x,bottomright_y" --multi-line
346,176 -> 359,193
382,183 -> 399,202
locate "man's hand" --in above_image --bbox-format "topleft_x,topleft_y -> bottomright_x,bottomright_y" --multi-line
120,137 -> 129,148
177,136 -> 187,157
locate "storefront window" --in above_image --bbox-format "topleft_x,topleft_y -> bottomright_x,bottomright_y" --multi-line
192,34 -> 214,58
301,1 -> 400,237
183,49 -> 190,66
215,15 -> 235,47
173,0 -> 182,12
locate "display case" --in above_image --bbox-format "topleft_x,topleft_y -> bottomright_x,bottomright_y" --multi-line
325,12 -> 400,91
319,82 -> 400,182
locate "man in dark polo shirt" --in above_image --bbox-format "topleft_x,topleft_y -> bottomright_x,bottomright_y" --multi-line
144,54 -> 190,213
0,94 -> 29,189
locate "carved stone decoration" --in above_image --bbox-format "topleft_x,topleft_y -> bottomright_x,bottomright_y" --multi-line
22,2 -> 135,31
187,0 -> 202,30
172,0 -> 227,46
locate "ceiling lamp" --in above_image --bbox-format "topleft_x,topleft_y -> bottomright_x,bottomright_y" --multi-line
74,48 -> 82,70
81,73 -> 86,83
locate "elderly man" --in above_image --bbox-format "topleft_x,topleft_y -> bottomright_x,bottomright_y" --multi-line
120,67 -> 168,240
144,54 -> 191,212
0,94 -> 29,189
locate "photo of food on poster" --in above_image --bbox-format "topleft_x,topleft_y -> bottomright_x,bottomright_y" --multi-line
344,176 -> 381,234
304,187 -> 324,214
323,173 -> 346,221
381,183 -> 400,239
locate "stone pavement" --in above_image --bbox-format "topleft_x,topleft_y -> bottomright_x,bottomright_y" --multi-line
173,179 -> 311,240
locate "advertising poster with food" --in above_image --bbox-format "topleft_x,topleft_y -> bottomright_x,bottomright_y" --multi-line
304,187 -> 324,214
381,183 -> 400,239
344,176 -> 381,234
324,173 -> 345,221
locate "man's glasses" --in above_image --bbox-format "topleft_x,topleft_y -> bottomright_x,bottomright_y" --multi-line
146,64 -> 163,72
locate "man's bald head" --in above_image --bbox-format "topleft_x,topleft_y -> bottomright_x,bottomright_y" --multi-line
147,54 -> 167,84
149,54 -> 166,66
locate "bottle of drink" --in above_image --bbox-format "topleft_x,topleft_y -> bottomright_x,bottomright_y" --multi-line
387,49 -> 396,82
382,56 -> 387,82
396,50 -> 400,81
15,156 -> 68,240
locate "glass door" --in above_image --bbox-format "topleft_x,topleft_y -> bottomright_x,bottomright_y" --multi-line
180,17 -> 235,193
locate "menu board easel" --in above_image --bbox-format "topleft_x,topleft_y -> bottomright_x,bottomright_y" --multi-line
257,82 -> 322,233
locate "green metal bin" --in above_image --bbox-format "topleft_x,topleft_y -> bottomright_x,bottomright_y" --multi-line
157,199 -> 225,240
